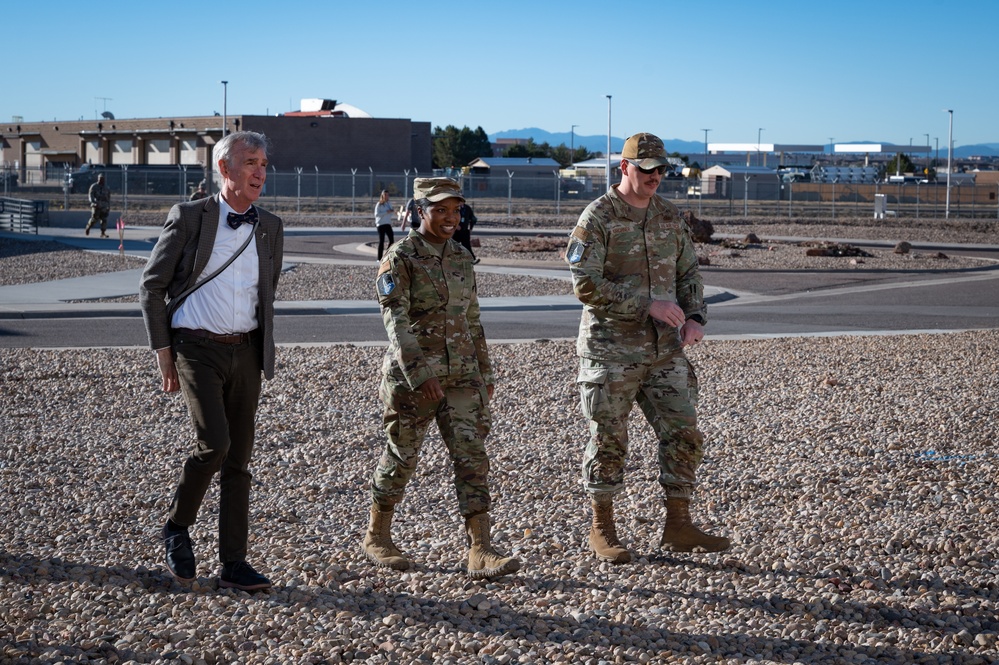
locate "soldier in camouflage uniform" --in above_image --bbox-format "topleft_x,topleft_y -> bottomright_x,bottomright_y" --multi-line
566,133 -> 730,563
85,174 -> 112,237
363,177 -> 520,579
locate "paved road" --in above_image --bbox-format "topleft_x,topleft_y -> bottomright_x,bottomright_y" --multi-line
1,226 -> 998,348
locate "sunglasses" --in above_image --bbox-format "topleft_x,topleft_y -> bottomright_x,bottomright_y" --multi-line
626,159 -> 668,175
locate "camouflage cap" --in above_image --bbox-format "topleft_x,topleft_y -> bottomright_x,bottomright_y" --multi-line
621,132 -> 669,169
413,177 -> 465,203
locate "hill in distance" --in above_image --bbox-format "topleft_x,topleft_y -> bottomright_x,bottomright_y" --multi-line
491,128 -> 999,158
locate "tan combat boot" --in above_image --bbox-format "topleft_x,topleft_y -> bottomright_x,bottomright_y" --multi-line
659,497 -> 731,553
588,494 -> 632,564
362,503 -> 410,570
465,512 -> 521,579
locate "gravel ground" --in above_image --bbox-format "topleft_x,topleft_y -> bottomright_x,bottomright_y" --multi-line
2,333 -> 998,664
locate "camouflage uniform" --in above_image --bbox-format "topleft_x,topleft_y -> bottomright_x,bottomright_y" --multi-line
372,229 -> 493,516
566,184 -> 707,500
86,178 -> 112,235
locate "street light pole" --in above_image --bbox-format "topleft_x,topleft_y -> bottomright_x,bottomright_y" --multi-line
828,138 -> 834,165
221,80 -> 229,137
924,133 -> 930,178
605,95 -> 612,192
701,128 -> 710,170
757,128 -> 764,167
945,109 -> 953,219
570,124 -> 578,162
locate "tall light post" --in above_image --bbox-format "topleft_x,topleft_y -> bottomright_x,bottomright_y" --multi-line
828,137 -> 834,165
945,109 -> 953,219
924,133 -> 930,178
221,80 -> 229,137
570,124 -> 578,162
605,95 -> 612,192
701,128 -> 711,170
757,128 -> 765,167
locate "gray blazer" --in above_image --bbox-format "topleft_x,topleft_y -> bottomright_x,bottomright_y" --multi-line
139,194 -> 284,379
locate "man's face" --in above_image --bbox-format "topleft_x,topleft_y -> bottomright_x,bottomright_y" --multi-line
418,197 -> 462,243
220,145 -> 268,208
622,159 -> 664,201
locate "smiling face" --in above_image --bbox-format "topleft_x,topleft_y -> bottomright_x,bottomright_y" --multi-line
219,143 -> 268,211
417,197 -> 463,244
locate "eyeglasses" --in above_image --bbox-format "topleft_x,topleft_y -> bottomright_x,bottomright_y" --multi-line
626,159 -> 667,175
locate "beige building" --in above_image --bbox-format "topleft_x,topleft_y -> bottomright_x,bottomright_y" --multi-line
1,106 -> 432,186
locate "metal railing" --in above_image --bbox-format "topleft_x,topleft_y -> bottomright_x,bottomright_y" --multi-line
0,197 -> 46,234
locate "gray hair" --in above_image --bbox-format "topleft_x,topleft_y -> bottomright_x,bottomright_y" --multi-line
213,131 -> 269,175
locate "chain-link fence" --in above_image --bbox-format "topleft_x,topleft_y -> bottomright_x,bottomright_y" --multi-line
4,163 -> 998,222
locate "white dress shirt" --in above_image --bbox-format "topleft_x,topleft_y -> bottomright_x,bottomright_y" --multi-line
171,198 -> 260,334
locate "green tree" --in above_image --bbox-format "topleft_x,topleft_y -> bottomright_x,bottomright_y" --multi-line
503,139 -> 551,159
883,153 -> 917,177
505,140 -> 595,168
551,143 -> 596,168
432,125 -> 492,169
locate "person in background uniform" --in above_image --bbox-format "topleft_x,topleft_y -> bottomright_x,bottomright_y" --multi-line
363,177 -> 520,579
139,131 -> 285,591
566,132 -> 730,564
399,196 -> 420,232
190,180 -> 209,201
453,201 -> 479,264
374,190 -> 395,261
85,173 -> 112,237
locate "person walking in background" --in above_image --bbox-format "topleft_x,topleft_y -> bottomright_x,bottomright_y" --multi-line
453,201 -> 479,264
190,179 -> 208,201
364,177 -> 520,579
139,131 -> 285,591
399,196 -> 420,232
85,173 -> 112,237
566,132 -> 730,564
374,190 -> 395,261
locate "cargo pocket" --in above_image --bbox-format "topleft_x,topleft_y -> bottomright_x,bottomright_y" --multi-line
577,366 -> 609,420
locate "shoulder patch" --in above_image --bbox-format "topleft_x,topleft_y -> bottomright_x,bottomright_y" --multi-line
377,259 -> 391,276
567,239 -> 586,264
571,226 -> 590,242
377,272 -> 395,296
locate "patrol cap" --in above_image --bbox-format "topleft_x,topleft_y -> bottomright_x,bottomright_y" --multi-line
413,177 -> 465,203
621,132 -> 669,169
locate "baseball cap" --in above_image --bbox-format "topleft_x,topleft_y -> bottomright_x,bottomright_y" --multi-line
413,177 -> 465,203
621,133 -> 669,169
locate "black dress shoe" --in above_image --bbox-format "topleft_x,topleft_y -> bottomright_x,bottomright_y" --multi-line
219,561 -> 272,591
162,524 -> 196,582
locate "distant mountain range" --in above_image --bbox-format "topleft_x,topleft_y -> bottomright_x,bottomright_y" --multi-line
491,128 -> 999,158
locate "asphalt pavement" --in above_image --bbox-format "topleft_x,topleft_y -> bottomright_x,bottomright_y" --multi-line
1,223 -> 998,349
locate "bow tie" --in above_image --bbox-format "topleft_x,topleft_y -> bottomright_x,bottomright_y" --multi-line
227,207 -> 258,230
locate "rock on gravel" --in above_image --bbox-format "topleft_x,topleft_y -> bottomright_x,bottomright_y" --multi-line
2,332 -> 998,663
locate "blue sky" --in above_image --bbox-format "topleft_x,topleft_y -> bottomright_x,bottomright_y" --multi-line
4,0 -> 995,148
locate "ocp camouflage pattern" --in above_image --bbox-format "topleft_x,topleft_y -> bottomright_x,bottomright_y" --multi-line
566,186 -> 705,364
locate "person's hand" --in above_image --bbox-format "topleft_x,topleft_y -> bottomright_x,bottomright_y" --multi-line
680,319 -> 705,347
486,384 -> 495,401
419,376 -> 444,401
648,300 -> 686,328
156,348 -> 180,393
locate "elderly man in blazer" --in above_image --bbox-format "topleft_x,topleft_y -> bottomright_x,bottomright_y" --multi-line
140,130 -> 284,591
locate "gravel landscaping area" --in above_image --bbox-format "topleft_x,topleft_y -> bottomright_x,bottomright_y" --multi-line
2,333 -> 997,664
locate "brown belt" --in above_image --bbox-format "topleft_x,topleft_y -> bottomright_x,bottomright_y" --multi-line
173,327 -> 254,345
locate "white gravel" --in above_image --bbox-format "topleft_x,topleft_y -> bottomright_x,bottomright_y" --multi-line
2,332 -> 998,664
